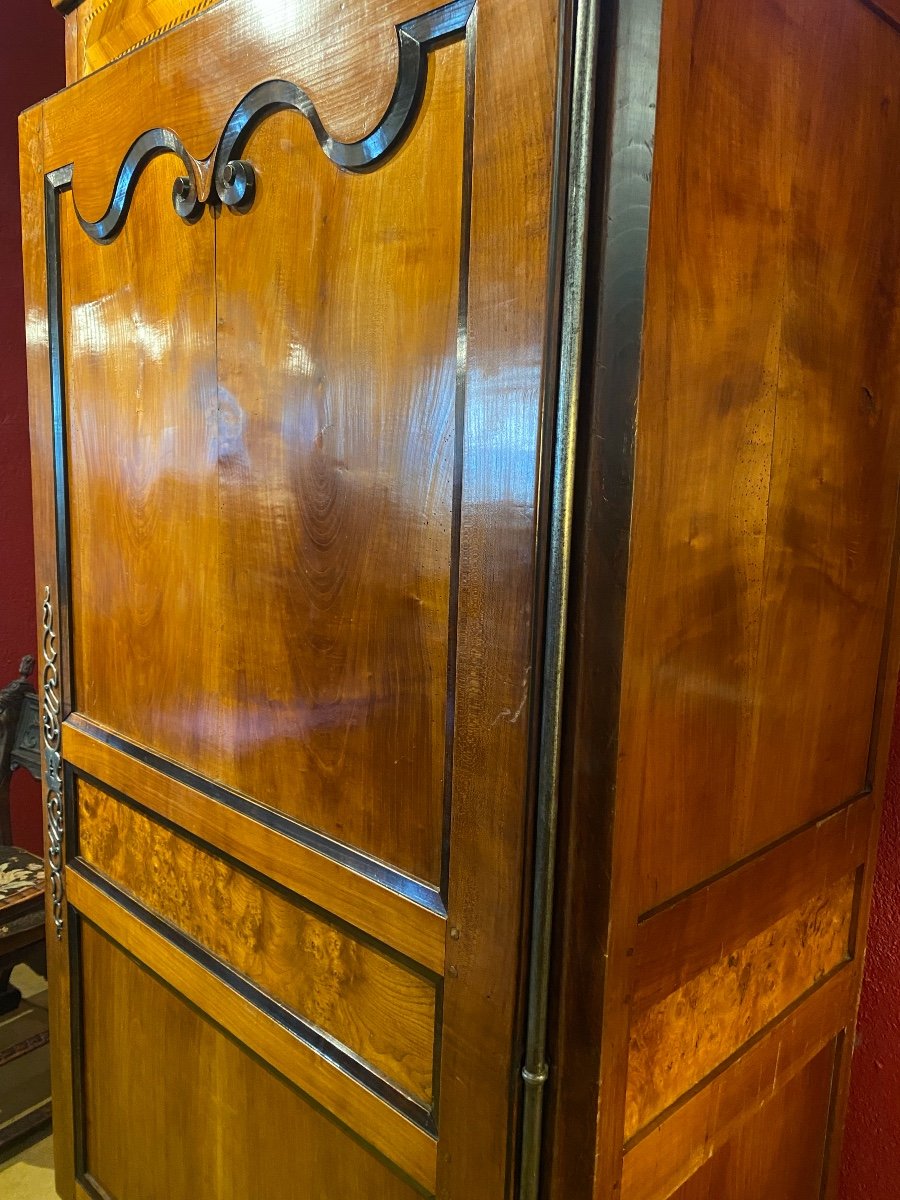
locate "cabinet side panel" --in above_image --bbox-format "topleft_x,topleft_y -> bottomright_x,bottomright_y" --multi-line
553,0 -> 900,1196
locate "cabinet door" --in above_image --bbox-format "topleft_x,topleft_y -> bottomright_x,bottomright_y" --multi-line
20,3 -> 559,1197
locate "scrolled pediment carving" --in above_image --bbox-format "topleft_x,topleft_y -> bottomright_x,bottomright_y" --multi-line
56,0 -> 475,243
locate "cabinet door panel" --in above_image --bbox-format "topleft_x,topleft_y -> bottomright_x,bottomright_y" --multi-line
211,48 -> 466,882
22,1 -> 560,1197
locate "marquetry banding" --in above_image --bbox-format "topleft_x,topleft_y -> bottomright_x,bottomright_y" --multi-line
78,0 -> 225,76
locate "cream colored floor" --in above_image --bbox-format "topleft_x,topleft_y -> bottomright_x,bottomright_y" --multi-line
0,967 -> 56,1200
0,1134 -> 56,1200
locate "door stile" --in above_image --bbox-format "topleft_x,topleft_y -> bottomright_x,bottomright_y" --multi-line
20,102 -> 79,1200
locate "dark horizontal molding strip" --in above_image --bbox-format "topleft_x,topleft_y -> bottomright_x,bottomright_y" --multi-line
637,787 -> 872,926
59,0 -> 475,243
64,712 -> 444,918
70,760 -> 443,987
70,861 -> 437,1135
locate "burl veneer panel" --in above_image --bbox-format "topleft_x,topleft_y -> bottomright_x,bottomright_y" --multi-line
625,872 -> 855,1138
77,778 -> 436,1103
80,923 -> 422,1200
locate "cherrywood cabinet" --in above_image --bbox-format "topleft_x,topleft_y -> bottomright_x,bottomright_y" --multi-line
20,0 -> 900,1198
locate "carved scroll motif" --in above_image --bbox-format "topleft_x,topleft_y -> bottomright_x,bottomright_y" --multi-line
42,585 -> 64,939
66,0 -> 475,243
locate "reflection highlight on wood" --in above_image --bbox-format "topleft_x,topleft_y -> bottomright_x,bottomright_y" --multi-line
59,47 -> 465,886
77,777 -> 437,1104
625,873 -> 855,1140
78,0 -> 225,77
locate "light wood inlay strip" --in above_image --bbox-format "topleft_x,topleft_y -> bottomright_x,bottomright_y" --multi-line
67,868 -> 438,1193
634,795 -> 872,1010
63,718 -> 446,975
620,965 -> 855,1200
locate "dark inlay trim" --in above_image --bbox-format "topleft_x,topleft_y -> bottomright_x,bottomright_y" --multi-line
64,713 -> 445,918
58,0 -> 475,243
69,861 -> 437,1134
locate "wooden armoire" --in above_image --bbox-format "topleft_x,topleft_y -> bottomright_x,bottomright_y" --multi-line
19,0 -> 900,1197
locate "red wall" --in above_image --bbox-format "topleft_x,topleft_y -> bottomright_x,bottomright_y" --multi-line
1,8 -> 65,854
840,688 -> 900,1199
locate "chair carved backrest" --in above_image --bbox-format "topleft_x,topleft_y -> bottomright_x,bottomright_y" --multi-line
0,657 -> 37,846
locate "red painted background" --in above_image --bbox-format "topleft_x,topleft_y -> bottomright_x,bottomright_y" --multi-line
1,9 -> 65,855
0,4 -> 896,1192
839,688 -> 900,1199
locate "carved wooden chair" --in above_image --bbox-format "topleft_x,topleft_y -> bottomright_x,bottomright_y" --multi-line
0,656 -> 46,1015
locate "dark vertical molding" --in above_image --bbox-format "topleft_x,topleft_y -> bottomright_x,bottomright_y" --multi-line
542,0 -> 664,1196
43,160 -> 85,1192
44,165 -> 74,717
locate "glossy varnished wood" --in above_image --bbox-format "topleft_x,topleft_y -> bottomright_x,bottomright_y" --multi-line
59,70 -> 463,880
62,716 -> 446,972
71,0 -> 226,80
60,149 -> 221,789
79,923 -> 425,1200
548,0 -> 900,1196
27,0 -> 561,1195
68,868 -> 438,1189
624,0 -> 900,914
76,778 -> 438,1104
31,0 -> 900,1193
210,46 -> 465,882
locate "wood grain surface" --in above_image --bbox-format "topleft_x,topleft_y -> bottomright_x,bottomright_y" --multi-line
63,716 -> 447,973
77,778 -> 438,1103
26,0 -> 562,1196
621,970 -> 853,1200
547,0 -> 900,1195
666,1044 -> 835,1200
79,921 -> 426,1200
